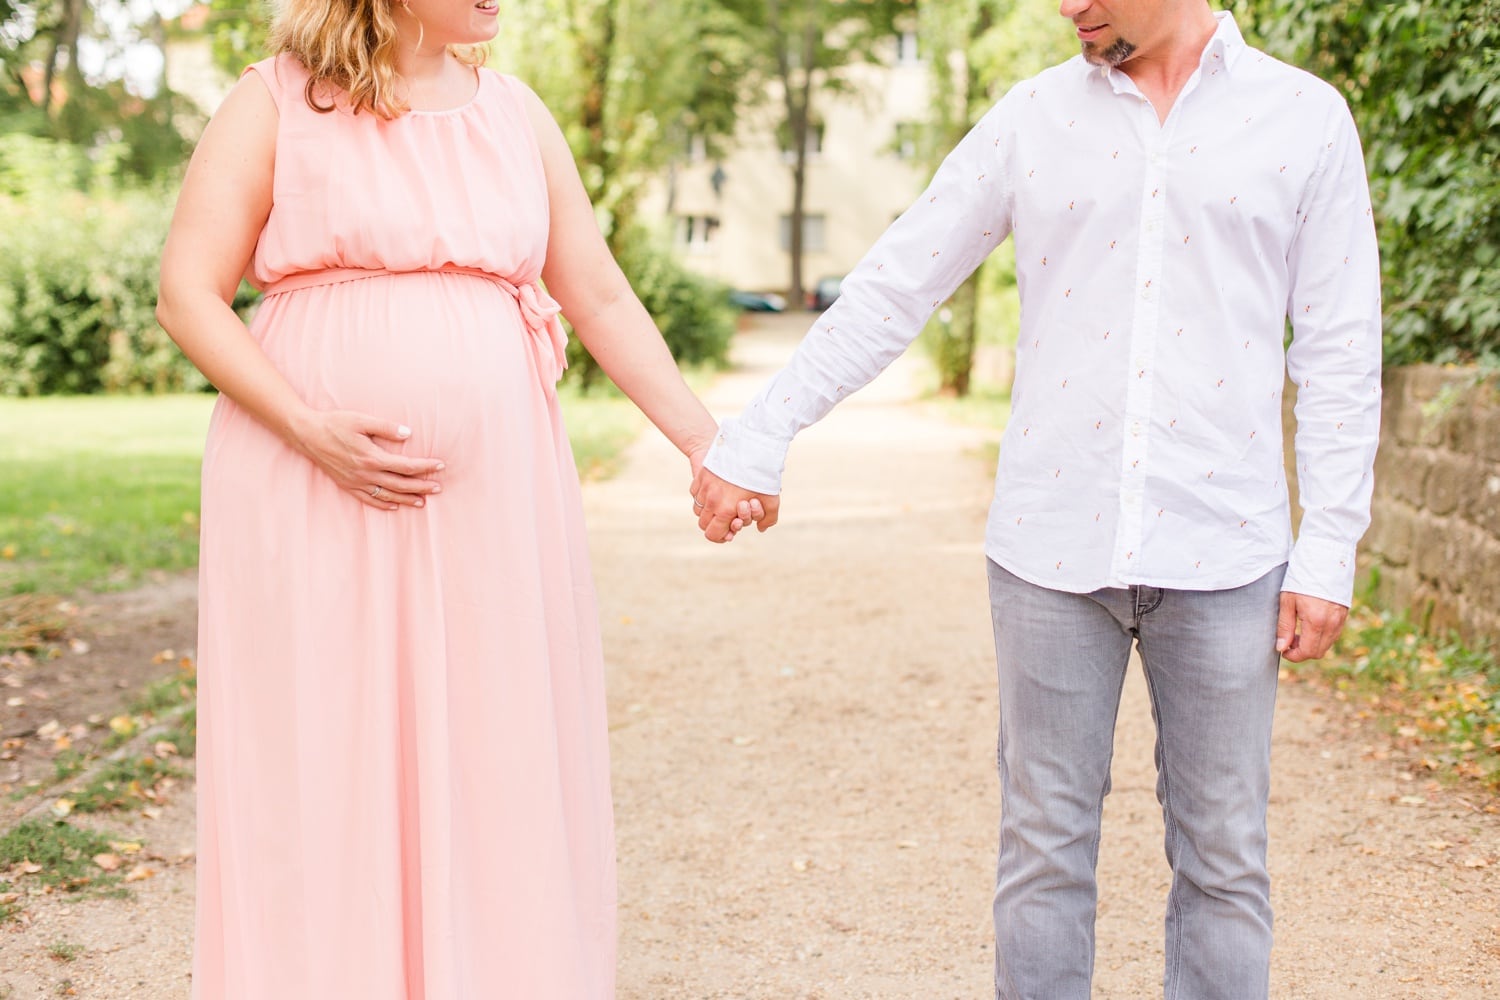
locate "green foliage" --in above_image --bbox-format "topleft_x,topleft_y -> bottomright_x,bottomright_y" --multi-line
0,0 -> 197,185
563,228 -> 736,390
496,0 -> 750,245
0,168 -> 206,397
203,0 -> 272,77
1234,0 -> 1500,364
495,3 -> 747,382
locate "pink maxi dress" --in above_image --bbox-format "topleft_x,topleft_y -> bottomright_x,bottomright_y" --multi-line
192,54 -> 615,998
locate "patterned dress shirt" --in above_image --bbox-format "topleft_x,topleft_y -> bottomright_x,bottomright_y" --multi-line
703,12 -> 1382,606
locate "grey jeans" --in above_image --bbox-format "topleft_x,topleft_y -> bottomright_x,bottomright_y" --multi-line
986,559 -> 1285,1000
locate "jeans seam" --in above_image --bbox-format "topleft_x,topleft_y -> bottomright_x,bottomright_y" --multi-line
1140,643 -> 1185,1000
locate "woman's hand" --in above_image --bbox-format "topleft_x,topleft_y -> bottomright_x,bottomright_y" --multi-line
687,448 -> 768,542
292,410 -> 446,510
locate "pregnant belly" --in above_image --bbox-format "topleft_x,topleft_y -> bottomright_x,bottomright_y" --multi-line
250,271 -> 546,460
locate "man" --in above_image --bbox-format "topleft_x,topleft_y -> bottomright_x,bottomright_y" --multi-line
692,2 -> 1381,997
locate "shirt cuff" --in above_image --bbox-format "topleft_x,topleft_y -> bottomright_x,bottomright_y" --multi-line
1283,534 -> 1359,607
701,417 -> 789,496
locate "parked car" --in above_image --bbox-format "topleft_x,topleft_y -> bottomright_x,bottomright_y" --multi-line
808,275 -> 843,311
728,290 -> 787,313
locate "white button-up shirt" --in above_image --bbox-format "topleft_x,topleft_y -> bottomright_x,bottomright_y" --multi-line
704,13 -> 1381,606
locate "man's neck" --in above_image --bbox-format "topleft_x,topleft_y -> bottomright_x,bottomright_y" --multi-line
1120,4 -> 1221,122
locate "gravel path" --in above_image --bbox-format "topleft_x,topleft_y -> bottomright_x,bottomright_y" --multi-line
2,314 -> 1496,997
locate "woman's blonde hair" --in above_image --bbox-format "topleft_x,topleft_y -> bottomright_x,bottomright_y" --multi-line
269,0 -> 487,119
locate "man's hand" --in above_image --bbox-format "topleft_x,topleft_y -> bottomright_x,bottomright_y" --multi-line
690,467 -> 780,544
1276,591 -> 1349,662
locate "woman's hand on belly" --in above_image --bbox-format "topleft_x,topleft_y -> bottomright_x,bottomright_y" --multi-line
290,409 -> 446,511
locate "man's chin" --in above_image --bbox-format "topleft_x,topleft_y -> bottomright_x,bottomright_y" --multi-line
1082,37 -> 1137,67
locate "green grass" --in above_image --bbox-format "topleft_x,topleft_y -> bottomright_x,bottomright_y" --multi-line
68,755 -> 181,814
47,941 -> 82,962
0,388 -> 651,600
557,381 -> 647,481
0,395 -> 214,596
1293,600 -> 1500,788
0,820 -> 125,901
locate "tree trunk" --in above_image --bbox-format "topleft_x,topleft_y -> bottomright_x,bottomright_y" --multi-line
578,0 -> 618,240
42,0 -> 85,113
787,5 -> 819,309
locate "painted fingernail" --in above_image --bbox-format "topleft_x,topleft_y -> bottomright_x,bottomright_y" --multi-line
435,463 -> 446,471
415,499 -> 424,508
398,425 -> 412,438
431,485 -> 442,494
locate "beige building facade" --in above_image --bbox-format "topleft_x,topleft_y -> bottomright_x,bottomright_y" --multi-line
640,34 -> 934,300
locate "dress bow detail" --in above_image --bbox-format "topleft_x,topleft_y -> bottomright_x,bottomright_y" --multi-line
508,279 -> 570,391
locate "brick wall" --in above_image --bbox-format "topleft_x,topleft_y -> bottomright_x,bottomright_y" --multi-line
1287,365 -> 1500,646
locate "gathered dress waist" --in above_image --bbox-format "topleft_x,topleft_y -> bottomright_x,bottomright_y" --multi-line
259,266 -> 569,392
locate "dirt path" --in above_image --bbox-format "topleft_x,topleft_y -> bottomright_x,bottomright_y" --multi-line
2,314 -> 1497,997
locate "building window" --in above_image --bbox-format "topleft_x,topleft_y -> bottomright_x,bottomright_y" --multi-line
778,121 -> 825,163
895,30 -> 921,65
894,121 -> 921,160
677,215 -> 720,252
779,214 -> 827,254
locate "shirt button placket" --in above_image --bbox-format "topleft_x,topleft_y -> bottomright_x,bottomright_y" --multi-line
1114,119 -> 1171,584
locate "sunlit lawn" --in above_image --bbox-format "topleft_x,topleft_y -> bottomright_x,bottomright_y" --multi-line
0,388 -> 644,597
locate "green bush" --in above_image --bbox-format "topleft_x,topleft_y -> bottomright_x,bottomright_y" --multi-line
564,228 -> 737,391
0,154 -> 206,396
1236,0 -> 1500,364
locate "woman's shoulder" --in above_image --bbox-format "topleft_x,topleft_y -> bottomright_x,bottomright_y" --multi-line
479,69 -> 553,126
480,68 -> 537,103
241,52 -> 311,110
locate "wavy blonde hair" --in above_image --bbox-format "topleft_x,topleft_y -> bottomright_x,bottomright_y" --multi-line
269,0 -> 488,119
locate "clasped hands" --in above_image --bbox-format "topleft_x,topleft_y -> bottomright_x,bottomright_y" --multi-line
689,465 -> 779,544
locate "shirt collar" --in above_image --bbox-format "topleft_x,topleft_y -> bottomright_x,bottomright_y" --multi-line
1088,10 -> 1249,93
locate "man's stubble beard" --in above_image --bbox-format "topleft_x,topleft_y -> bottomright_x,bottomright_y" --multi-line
1083,36 -> 1138,67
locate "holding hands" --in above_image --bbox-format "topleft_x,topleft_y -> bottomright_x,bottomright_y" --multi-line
689,463 -> 779,544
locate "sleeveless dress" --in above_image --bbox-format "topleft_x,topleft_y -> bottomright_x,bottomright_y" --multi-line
192,54 -> 616,999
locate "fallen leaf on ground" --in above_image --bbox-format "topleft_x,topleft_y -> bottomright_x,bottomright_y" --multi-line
93,853 -> 122,872
124,864 -> 156,882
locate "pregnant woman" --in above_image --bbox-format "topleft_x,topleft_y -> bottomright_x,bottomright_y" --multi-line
155,0 -> 756,995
